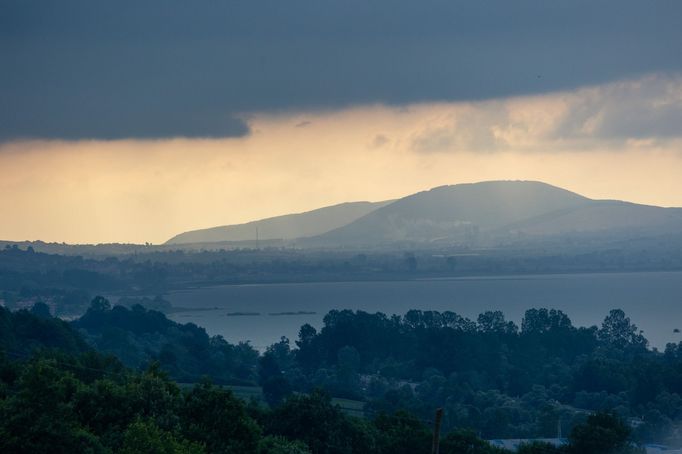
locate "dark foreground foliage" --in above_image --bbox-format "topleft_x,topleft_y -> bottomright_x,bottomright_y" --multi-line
280,308 -> 682,443
0,349 -> 643,454
0,299 -> 673,452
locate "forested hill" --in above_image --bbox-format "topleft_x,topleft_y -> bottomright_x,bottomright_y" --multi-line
0,299 -> 260,386
0,302 -> 89,356
72,297 -> 259,384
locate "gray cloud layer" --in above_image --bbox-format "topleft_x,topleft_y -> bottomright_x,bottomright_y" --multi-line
1,0 -> 681,140
555,78 -> 682,140
408,75 -> 682,153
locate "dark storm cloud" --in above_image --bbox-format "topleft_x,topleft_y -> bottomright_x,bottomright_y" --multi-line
1,0 -> 681,141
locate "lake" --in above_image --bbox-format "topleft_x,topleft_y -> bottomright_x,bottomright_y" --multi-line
165,271 -> 682,350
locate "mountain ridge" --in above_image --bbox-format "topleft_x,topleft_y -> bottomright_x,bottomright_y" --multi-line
311,180 -> 593,246
165,200 -> 393,245
167,181 -> 682,248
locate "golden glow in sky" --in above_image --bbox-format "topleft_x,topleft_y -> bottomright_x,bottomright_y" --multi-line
1,75 -> 681,244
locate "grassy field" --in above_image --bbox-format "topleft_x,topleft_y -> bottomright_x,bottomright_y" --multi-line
229,385 -> 265,403
176,383 -> 367,417
331,397 -> 367,418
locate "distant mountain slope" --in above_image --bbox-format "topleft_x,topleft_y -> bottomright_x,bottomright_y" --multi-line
501,200 -> 682,236
312,181 -> 591,245
165,200 -> 392,245
166,181 -> 682,249
311,181 -> 682,246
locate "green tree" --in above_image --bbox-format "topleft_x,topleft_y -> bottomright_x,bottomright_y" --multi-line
267,390 -> 374,454
521,309 -> 572,335
120,418 -> 205,454
30,301 -> 52,319
477,311 -> 517,334
0,359 -> 105,454
599,310 -> 647,351
259,350 -> 293,407
373,411 -> 431,454
568,412 -> 642,454
180,380 -> 261,454
89,295 -> 112,312
262,375 -> 293,407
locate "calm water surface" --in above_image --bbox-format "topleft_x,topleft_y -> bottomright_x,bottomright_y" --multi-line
165,271 -> 682,350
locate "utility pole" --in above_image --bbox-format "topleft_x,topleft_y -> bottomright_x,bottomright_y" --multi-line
431,408 -> 444,454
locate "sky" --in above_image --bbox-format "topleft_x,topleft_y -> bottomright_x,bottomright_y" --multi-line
1,1 -> 682,244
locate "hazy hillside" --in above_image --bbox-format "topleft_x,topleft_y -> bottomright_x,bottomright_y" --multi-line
164,181 -> 682,249
311,181 -> 588,245
310,181 -> 682,247
166,200 -> 392,245
502,200 -> 682,236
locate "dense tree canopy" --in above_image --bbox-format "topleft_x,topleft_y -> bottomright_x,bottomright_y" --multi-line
73,299 -> 259,385
2,297 -> 681,451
